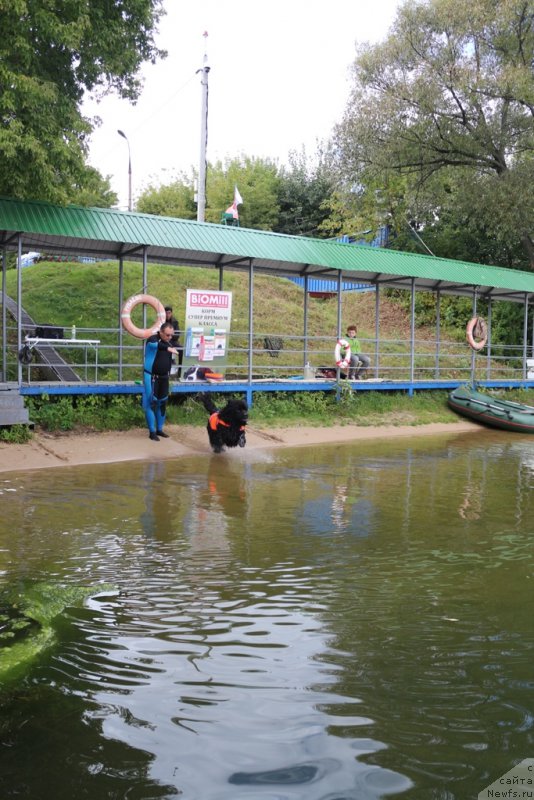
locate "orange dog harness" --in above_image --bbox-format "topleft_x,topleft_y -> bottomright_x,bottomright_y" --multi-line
209,412 -> 245,431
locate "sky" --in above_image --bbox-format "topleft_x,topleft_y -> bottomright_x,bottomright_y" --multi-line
83,0 -> 402,211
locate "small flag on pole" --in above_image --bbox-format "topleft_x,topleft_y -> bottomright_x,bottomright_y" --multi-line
226,185 -> 243,219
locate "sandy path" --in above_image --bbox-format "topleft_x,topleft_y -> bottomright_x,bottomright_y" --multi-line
0,420 -> 478,474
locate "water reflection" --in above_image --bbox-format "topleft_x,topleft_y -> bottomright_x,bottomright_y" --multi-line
0,429 -> 532,799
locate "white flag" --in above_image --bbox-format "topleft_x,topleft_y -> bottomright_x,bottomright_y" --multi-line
234,186 -> 243,206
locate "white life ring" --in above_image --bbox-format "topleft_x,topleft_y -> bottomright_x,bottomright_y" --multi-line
121,293 -> 166,339
466,317 -> 488,351
335,338 -> 351,369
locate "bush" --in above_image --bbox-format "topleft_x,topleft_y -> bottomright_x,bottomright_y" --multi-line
26,394 -> 145,431
0,425 -> 32,444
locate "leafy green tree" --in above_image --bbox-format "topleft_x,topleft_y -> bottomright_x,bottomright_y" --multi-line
136,173 -> 197,219
335,0 -> 534,267
136,152 -> 339,237
137,156 -> 281,230
0,0 -> 165,204
275,148 -> 337,237
206,156 -> 281,230
72,167 -> 117,208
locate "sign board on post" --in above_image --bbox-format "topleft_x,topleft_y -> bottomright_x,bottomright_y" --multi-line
183,289 -> 233,376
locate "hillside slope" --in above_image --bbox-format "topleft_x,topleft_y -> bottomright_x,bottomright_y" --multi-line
5,260 -> 413,342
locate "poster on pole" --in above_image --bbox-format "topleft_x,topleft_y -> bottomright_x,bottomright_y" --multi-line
182,289 -> 233,376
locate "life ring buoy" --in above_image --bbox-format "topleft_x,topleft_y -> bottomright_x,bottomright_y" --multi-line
334,338 -> 351,369
466,317 -> 488,351
121,294 -> 166,339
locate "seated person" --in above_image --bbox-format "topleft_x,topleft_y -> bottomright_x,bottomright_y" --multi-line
344,324 -> 370,379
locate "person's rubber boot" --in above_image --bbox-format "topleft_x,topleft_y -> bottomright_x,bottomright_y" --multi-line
149,432 -> 160,441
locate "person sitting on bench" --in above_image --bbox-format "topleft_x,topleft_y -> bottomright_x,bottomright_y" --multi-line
345,324 -> 370,380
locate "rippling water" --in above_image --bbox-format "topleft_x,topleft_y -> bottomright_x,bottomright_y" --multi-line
1,428 -> 533,799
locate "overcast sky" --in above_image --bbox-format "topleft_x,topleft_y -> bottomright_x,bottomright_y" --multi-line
83,0 -> 402,211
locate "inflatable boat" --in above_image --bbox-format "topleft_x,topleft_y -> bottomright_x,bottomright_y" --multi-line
448,384 -> 534,433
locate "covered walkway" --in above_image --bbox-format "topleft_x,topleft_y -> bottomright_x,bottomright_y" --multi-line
2,196 -> 534,402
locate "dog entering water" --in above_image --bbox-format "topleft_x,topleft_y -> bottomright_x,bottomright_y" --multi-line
199,393 -> 248,453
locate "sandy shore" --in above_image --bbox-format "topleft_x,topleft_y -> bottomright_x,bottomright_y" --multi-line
0,420 -> 478,474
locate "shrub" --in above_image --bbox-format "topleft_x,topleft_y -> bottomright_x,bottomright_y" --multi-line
0,425 -> 32,444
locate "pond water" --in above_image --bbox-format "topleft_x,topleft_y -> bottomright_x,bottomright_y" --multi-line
1,429 -> 533,800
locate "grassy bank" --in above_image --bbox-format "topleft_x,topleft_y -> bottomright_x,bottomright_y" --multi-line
1,386 -> 532,444
4,259 -> 469,382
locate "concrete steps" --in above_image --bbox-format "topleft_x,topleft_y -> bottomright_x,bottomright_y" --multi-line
0,385 -> 30,426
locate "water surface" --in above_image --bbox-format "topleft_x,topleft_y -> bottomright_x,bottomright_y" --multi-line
1,428 -> 533,799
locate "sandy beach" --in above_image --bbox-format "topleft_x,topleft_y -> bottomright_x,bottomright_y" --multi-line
0,420 -> 478,474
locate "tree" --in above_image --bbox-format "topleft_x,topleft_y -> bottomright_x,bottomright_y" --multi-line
0,0 -> 165,204
275,148 -> 337,237
137,174 -> 197,219
206,156 -> 281,230
335,0 -> 534,267
136,152 -> 339,237
136,157 -> 282,230
73,167 -> 118,209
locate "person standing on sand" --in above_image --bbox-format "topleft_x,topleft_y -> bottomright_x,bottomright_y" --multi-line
143,322 -> 179,441
345,324 -> 370,380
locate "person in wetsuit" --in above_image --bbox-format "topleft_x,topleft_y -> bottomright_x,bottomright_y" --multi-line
143,322 -> 179,441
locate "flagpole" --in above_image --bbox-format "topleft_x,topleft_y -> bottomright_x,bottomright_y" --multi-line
196,32 -> 210,223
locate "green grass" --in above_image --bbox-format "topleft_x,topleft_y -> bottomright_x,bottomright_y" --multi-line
25,394 -> 145,432
5,260 -> 374,339
20,389 -> 456,434
4,259 -> 457,381
5,385 -> 534,438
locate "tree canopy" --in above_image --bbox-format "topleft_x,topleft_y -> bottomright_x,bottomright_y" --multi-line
0,0 -> 165,205
334,0 -> 534,267
137,157 -> 281,230
136,151 -> 337,237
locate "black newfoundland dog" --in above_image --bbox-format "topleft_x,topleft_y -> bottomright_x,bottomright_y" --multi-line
199,393 -> 248,453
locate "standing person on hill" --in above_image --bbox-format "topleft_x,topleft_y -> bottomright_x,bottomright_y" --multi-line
164,305 -> 183,375
345,324 -> 370,380
143,322 -> 179,441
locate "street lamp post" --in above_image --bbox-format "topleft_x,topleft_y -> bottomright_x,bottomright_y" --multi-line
117,129 -> 132,212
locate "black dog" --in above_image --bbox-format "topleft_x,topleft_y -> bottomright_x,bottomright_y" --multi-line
199,393 -> 248,453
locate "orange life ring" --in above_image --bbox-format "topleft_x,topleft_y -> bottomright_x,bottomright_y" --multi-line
121,293 -> 166,339
466,317 -> 488,351
334,338 -> 351,369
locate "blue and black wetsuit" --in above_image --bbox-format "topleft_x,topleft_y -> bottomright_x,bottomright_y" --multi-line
143,334 -> 173,434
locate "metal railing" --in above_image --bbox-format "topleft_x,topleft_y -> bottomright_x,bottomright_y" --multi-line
2,324 -> 534,387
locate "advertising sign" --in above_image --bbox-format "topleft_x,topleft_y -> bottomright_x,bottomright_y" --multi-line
183,289 -> 233,376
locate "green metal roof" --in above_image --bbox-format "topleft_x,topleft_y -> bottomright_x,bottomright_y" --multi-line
1,196 -> 533,302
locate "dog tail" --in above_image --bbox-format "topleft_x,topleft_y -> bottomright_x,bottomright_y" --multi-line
197,392 -> 218,415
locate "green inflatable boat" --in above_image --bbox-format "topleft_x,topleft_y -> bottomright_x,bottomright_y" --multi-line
448,383 -> 534,433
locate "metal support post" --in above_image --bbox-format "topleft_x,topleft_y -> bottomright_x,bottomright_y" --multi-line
118,256 -> 124,381
303,274 -> 309,368
486,298 -> 492,379
17,235 -> 22,386
435,290 -> 441,379
409,278 -> 415,383
248,259 -> 254,383
523,293 -> 529,379
374,283 -> 380,378
1,247 -> 6,381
